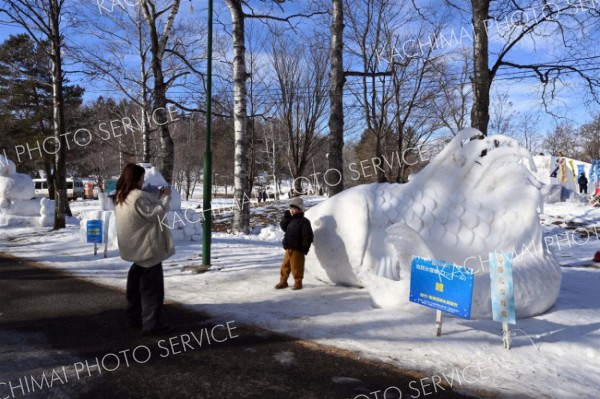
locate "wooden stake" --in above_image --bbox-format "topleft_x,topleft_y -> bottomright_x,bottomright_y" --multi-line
502,320 -> 511,350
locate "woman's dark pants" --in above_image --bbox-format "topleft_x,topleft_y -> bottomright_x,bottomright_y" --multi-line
126,263 -> 164,331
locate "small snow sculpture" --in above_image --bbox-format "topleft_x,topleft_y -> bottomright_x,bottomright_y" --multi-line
0,155 -> 54,227
138,163 -> 201,241
305,128 -> 561,319
90,163 -> 201,244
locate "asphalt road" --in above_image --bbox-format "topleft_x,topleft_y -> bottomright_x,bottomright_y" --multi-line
0,254 -> 495,399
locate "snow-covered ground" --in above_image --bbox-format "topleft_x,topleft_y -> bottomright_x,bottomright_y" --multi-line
1,197 -> 599,399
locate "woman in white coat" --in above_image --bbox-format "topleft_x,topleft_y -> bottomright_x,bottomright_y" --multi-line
113,163 -> 175,334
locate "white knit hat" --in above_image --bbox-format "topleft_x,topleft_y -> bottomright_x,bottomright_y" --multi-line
289,197 -> 305,212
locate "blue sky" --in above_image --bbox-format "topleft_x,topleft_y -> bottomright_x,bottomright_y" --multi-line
0,0 -> 598,141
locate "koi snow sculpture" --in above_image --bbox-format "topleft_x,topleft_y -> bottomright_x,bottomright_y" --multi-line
305,128 -> 561,318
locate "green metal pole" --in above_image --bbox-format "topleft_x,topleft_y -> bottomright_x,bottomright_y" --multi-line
202,0 -> 213,266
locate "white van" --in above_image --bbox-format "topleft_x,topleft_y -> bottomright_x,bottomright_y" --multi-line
33,178 -> 85,200
67,178 -> 85,200
33,178 -> 49,198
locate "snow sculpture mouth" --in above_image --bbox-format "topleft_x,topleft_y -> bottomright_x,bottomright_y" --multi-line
305,128 -> 561,319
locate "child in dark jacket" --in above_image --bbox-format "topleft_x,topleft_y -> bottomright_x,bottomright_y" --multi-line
275,197 -> 314,290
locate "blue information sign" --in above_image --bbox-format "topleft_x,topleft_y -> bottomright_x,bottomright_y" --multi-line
489,252 -> 516,325
86,220 -> 103,244
409,257 -> 474,319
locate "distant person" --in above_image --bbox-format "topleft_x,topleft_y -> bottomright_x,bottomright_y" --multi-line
113,163 -> 174,335
262,191 -> 268,202
257,190 -> 262,203
275,197 -> 313,290
579,173 -> 588,194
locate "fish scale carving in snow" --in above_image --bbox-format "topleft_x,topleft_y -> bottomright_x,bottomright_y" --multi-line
305,128 -> 561,318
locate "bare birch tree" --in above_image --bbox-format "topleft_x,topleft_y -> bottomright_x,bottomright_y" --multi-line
140,0 -> 181,183
346,0 -> 445,182
271,36 -> 329,194
223,0 -> 250,233
0,0 -> 73,229
430,51 -> 472,137
223,0 -> 326,233
73,5 -> 155,163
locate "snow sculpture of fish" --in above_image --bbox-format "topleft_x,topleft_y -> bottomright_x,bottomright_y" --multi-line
305,128 -> 561,318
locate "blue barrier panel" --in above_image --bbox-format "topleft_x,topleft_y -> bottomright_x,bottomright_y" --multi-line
409,257 -> 474,319
86,220 -> 103,244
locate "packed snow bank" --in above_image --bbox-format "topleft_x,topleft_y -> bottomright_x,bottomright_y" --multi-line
1,199 -> 598,399
541,184 -> 587,204
305,128 -> 561,319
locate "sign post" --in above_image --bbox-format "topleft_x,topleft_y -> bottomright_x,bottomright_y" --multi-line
489,252 -> 516,349
410,257 -> 475,336
103,212 -> 110,258
86,220 -> 103,256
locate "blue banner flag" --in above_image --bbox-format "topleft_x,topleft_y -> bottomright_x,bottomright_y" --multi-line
489,252 -> 516,325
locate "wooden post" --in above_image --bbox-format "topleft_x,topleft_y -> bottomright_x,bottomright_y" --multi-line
103,212 -> 110,258
502,321 -> 512,349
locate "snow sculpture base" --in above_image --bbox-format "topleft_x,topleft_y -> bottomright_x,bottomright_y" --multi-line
305,128 -> 561,319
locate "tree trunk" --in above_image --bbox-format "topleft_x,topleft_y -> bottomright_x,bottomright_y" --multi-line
374,142 -> 385,183
226,0 -> 250,234
141,100 -> 151,163
328,0 -> 345,196
152,72 -> 174,182
50,0 -> 66,229
470,0 -> 491,136
247,116 -> 255,195
141,0 -> 180,183
138,12 -> 151,164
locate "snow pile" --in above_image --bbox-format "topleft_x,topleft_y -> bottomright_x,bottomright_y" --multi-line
0,155 -> 54,227
39,198 -> 55,227
256,225 -> 284,241
305,128 -> 561,319
540,184 -> 588,204
164,210 -> 203,241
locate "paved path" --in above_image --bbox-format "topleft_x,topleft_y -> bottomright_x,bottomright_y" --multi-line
0,254 -> 494,399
